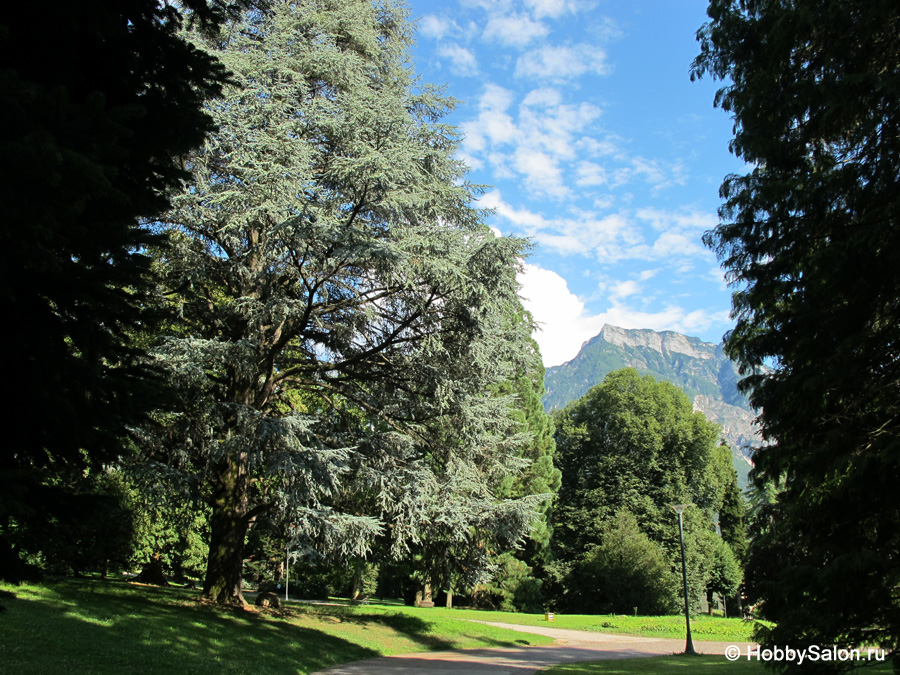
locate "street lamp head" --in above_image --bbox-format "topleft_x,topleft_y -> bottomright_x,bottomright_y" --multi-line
672,504 -> 689,514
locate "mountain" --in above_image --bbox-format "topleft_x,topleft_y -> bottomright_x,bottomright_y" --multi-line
543,325 -> 760,487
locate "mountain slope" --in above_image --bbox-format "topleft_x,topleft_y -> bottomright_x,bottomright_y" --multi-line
543,325 -> 760,486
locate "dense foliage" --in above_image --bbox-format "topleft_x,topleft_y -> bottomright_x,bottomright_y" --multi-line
542,327 -> 759,489
694,0 -> 900,667
146,0 -> 542,604
0,0 -> 236,580
571,510 -> 678,615
550,368 -> 741,614
495,333 -> 561,562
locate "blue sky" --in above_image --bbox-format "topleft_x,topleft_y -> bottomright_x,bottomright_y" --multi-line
404,0 -> 744,366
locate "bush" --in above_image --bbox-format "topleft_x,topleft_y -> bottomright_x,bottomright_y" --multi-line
570,510 -> 678,615
474,553 -> 544,613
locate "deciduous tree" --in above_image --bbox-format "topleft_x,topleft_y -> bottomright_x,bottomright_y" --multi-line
550,368 -> 731,613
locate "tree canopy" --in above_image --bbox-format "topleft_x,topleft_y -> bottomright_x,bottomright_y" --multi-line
694,0 -> 900,666
550,368 -> 735,613
148,0 -> 542,604
0,0 -> 232,580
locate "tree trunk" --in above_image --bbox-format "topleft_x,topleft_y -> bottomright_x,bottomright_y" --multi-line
202,452 -> 251,605
135,554 -> 169,586
350,560 -> 364,600
445,588 -> 453,608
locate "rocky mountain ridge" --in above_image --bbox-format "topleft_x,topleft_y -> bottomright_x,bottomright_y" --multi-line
543,325 -> 761,486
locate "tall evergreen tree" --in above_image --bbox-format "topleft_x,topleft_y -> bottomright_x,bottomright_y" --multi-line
718,462 -> 747,563
494,330 -> 561,559
149,0 -> 540,604
694,0 -> 900,666
0,0 -> 235,579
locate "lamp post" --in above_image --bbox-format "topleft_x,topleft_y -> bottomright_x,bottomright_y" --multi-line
672,504 -> 697,655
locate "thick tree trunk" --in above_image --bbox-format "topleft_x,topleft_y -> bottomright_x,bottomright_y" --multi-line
202,452 -> 251,605
135,553 -> 169,586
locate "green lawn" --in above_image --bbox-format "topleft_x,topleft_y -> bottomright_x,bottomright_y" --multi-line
540,654 -> 897,674
541,655 -> 768,674
0,579 -> 552,674
4,579 -> 890,674
352,602 -> 758,643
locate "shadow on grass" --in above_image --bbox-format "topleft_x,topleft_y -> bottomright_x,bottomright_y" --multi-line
281,603 -> 459,652
284,603 -> 544,651
0,578 -> 379,675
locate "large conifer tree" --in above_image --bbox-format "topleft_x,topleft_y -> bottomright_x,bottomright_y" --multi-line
694,0 -> 900,666
151,0 -> 539,604
0,0 -> 234,579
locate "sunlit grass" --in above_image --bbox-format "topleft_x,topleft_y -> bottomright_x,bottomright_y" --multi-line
351,600 -> 759,643
0,579 -> 552,675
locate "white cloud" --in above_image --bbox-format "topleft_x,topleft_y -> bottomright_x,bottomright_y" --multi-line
635,207 -> 717,233
579,135 -> 621,157
518,264 -> 731,367
521,87 -> 562,107
610,279 -> 640,301
635,208 -> 717,260
515,45 -> 609,81
575,161 -> 608,186
590,16 -> 624,43
518,264 -> 606,366
482,192 -> 721,268
462,85 -> 602,201
436,43 -> 479,76
419,15 -> 454,40
524,0 -> 581,19
462,0 -> 514,12
514,147 -> 569,199
609,156 -> 687,192
483,14 -> 549,47
479,190 -> 547,229
482,190 -> 640,258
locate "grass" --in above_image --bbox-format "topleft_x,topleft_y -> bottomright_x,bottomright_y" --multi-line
541,655 -> 769,674
355,603 -> 758,643
540,654 -> 897,674
0,578 -> 552,674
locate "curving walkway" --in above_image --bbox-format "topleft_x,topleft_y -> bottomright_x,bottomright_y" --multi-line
311,621 -> 752,674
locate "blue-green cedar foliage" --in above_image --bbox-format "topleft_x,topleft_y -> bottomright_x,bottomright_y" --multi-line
147,0 -> 541,604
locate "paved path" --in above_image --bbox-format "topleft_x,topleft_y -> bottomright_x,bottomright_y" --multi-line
312,621 -> 752,674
